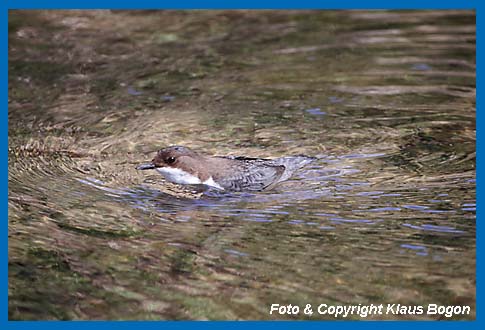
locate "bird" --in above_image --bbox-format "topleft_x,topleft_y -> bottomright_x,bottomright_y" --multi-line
136,146 -> 315,192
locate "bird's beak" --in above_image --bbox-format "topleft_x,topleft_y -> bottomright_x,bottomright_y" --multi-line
136,163 -> 156,170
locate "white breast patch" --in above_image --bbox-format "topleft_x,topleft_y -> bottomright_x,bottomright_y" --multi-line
156,167 -> 224,190
203,177 -> 224,190
156,167 -> 202,185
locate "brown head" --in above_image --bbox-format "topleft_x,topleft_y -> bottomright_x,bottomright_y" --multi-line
136,146 -> 211,181
152,146 -> 200,168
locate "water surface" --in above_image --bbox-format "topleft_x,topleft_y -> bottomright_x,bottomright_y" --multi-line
8,10 -> 475,320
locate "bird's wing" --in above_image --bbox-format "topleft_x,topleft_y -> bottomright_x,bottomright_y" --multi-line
216,164 -> 285,191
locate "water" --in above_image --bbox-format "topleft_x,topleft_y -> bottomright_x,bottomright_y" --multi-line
8,10 -> 475,320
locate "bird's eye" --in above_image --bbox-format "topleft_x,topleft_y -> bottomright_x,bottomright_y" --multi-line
166,156 -> 176,164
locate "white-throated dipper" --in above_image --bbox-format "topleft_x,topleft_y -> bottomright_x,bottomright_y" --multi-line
136,146 -> 315,192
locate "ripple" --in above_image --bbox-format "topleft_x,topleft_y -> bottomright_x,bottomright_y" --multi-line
305,108 -> 326,116
330,217 -> 378,224
224,249 -> 249,257
403,204 -> 430,210
358,207 -> 402,212
400,244 -> 428,256
402,223 -> 465,234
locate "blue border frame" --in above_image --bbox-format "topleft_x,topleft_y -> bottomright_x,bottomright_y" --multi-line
4,0 -> 479,328
1,0 -> 479,10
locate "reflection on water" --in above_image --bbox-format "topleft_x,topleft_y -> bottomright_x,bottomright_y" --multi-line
8,10 -> 475,320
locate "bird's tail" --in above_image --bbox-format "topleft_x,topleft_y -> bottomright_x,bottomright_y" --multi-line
273,155 -> 316,181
